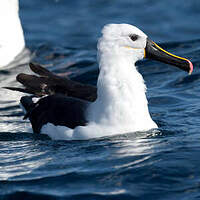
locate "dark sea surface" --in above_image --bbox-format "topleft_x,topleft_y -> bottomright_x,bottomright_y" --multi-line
0,0 -> 200,199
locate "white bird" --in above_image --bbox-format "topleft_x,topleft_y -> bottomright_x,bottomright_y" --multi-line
8,24 -> 193,140
0,0 -> 25,67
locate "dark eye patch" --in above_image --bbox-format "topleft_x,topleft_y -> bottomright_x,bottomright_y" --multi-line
129,34 -> 139,41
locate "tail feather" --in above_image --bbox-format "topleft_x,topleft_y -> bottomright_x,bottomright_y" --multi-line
29,62 -> 54,77
16,73 -> 54,96
3,87 -> 34,94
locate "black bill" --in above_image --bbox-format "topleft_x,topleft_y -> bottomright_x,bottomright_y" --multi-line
145,38 -> 193,74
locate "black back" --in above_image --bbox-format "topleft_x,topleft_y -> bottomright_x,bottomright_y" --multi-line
21,94 -> 89,133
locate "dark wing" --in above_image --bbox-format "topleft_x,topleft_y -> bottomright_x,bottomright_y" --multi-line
21,94 -> 89,133
4,63 -> 97,102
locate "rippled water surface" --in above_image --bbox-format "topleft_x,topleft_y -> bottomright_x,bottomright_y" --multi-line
1,0 -> 200,199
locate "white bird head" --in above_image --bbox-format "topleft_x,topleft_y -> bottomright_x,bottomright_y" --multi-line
98,23 -> 193,74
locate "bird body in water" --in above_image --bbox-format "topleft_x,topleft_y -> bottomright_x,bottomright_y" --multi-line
6,24 -> 193,140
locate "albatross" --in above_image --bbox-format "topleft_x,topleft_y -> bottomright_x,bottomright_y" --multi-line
6,24 -> 193,140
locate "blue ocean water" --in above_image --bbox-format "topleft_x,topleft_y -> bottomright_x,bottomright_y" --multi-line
0,0 -> 200,199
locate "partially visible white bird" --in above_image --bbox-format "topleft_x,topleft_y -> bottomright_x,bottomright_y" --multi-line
0,0 -> 25,67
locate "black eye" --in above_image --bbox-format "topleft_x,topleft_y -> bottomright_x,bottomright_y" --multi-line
129,34 -> 138,41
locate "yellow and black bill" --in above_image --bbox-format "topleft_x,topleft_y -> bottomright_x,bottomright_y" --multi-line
145,38 -> 193,74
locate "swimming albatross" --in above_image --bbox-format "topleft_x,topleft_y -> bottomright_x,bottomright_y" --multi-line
6,24 -> 193,140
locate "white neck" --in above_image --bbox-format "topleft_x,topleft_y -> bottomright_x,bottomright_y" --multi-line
0,0 -> 25,67
87,46 -> 157,132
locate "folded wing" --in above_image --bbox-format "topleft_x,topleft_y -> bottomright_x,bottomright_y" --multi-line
4,63 -> 97,102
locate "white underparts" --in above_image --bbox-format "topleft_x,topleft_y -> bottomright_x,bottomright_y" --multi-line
42,45 -> 157,140
41,24 -> 158,140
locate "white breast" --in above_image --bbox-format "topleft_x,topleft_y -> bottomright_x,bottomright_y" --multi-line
86,50 -> 157,135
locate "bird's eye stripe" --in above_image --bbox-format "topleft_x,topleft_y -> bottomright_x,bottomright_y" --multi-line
129,34 -> 138,41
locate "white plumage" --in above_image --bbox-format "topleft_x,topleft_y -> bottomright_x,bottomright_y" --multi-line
0,0 -> 25,67
41,24 -> 157,140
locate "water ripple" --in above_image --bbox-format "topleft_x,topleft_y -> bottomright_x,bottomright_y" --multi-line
1,0 -> 200,199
